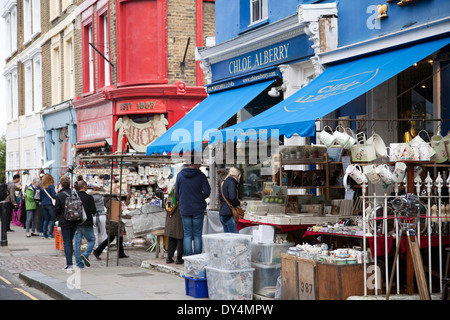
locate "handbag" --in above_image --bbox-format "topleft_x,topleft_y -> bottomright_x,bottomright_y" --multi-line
220,182 -> 244,223
43,188 -> 56,206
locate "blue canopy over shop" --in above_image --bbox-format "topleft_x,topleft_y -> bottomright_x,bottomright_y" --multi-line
146,79 -> 276,155
209,36 -> 450,144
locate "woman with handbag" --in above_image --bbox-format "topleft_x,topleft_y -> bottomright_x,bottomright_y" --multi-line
219,167 -> 243,233
40,174 -> 57,239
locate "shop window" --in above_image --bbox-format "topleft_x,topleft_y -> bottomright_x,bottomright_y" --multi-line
397,56 -> 434,141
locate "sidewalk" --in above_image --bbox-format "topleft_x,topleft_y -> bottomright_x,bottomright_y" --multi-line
0,224 -> 196,300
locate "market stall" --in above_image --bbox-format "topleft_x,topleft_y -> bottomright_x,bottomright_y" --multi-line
77,153 -> 188,266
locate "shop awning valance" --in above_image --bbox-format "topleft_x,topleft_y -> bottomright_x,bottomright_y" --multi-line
146,79 -> 276,155
210,36 -> 450,144
77,141 -> 107,149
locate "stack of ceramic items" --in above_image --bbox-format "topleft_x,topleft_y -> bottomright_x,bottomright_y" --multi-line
344,162 -> 408,188
203,233 -> 254,300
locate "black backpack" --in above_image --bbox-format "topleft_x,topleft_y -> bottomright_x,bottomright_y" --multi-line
63,191 -> 84,222
0,184 -> 9,201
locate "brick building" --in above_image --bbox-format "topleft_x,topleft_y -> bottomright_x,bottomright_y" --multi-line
72,0 -> 215,155
1,0 -> 84,181
1,0 -> 215,181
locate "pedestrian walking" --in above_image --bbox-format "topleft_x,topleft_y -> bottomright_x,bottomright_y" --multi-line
5,174 -> 20,232
219,167 -> 243,233
54,175 -> 80,270
88,186 -> 107,249
92,194 -> 128,260
165,188 -> 184,264
24,178 -> 40,237
73,180 -> 96,268
40,174 -> 57,239
175,161 -> 211,256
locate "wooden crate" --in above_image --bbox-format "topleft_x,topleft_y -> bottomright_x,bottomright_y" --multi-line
281,253 -> 373,300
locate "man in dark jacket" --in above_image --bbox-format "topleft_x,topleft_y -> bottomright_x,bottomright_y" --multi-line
55,176 -> 80,270
175,163 -> 210,256
5,174 -> 20,232
73,180 -> 96,268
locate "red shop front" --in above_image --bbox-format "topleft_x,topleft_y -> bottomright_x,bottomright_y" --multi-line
73,81 -> 207,153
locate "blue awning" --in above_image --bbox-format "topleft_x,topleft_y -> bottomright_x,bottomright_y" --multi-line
211,36 -> 450,144
146,79 -> 276,155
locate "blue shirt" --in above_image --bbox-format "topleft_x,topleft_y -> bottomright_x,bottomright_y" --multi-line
40,184 -> 57,206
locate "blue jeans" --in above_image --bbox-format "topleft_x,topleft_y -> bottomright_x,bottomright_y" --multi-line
181,214 -> 204,256
61,225 -> 78,267
74,226 -> 96,268
220,215 -> 238,233
41,205 -> 56,238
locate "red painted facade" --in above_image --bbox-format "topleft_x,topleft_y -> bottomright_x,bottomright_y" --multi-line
73,0 -> 210,152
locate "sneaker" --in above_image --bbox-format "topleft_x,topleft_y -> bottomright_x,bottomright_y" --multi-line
26,233 -> 31,238
81,255 -> 90,267
62,265 -> 74,271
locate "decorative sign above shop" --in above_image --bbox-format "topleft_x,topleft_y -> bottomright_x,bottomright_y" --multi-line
211,34 -> 313,82
115,99 -> 167,115
79,118 -> 112,142
115,115 -> 168,153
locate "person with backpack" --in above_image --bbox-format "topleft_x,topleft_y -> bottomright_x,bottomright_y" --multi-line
73,179 -> 96,269
54,175 -> 79,271
40,174 -> 57,239
24,178 -> 40,237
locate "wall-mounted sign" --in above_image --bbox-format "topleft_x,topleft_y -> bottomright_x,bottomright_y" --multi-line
74,168 -> 130,175
116,99 -> 167,115
211,34 -> 313,82
115,115 -> 168,153
78,118 -> 112,142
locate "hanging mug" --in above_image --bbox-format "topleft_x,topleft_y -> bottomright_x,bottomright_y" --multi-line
318,126 -> 336,148
342,127 -> 357,150
376,164 -> 393,185
410,130 -> 431,147
431,131 -> 448,163
333,125 -> 350,147
386,146 -> 401,162
345,164 -> 367,185
363,164 -> 380,184
392,162 -> 407,183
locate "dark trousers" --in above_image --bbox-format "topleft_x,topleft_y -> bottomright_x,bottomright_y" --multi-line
167,237 -> 183,260
61,225 -> 78,267
94,235 -> 125,257
5,202 -> 13,230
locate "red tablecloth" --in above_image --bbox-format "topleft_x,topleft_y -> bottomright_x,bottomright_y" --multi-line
303,230 -> 450,257
237,219 -> 313,233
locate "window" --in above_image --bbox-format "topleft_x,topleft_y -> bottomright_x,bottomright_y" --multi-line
2,4 -> 18,55
23,0 -> 32,43
15,151 -> 20,170
64,26 -> 75,100
24,61 -> 33,115
5,74 -> 12,122
97,6 -> 111,89
51,35 -> 61,105
250,0 -> 267,25
82,13 -> 95,94
89,26 -> 94,92
12,69 -> 18,120
32,0 -> 41,37
33,53 -> 42,111
25,150 -> 31,169
50,0 -> 59,21
8,153 -> 14,171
